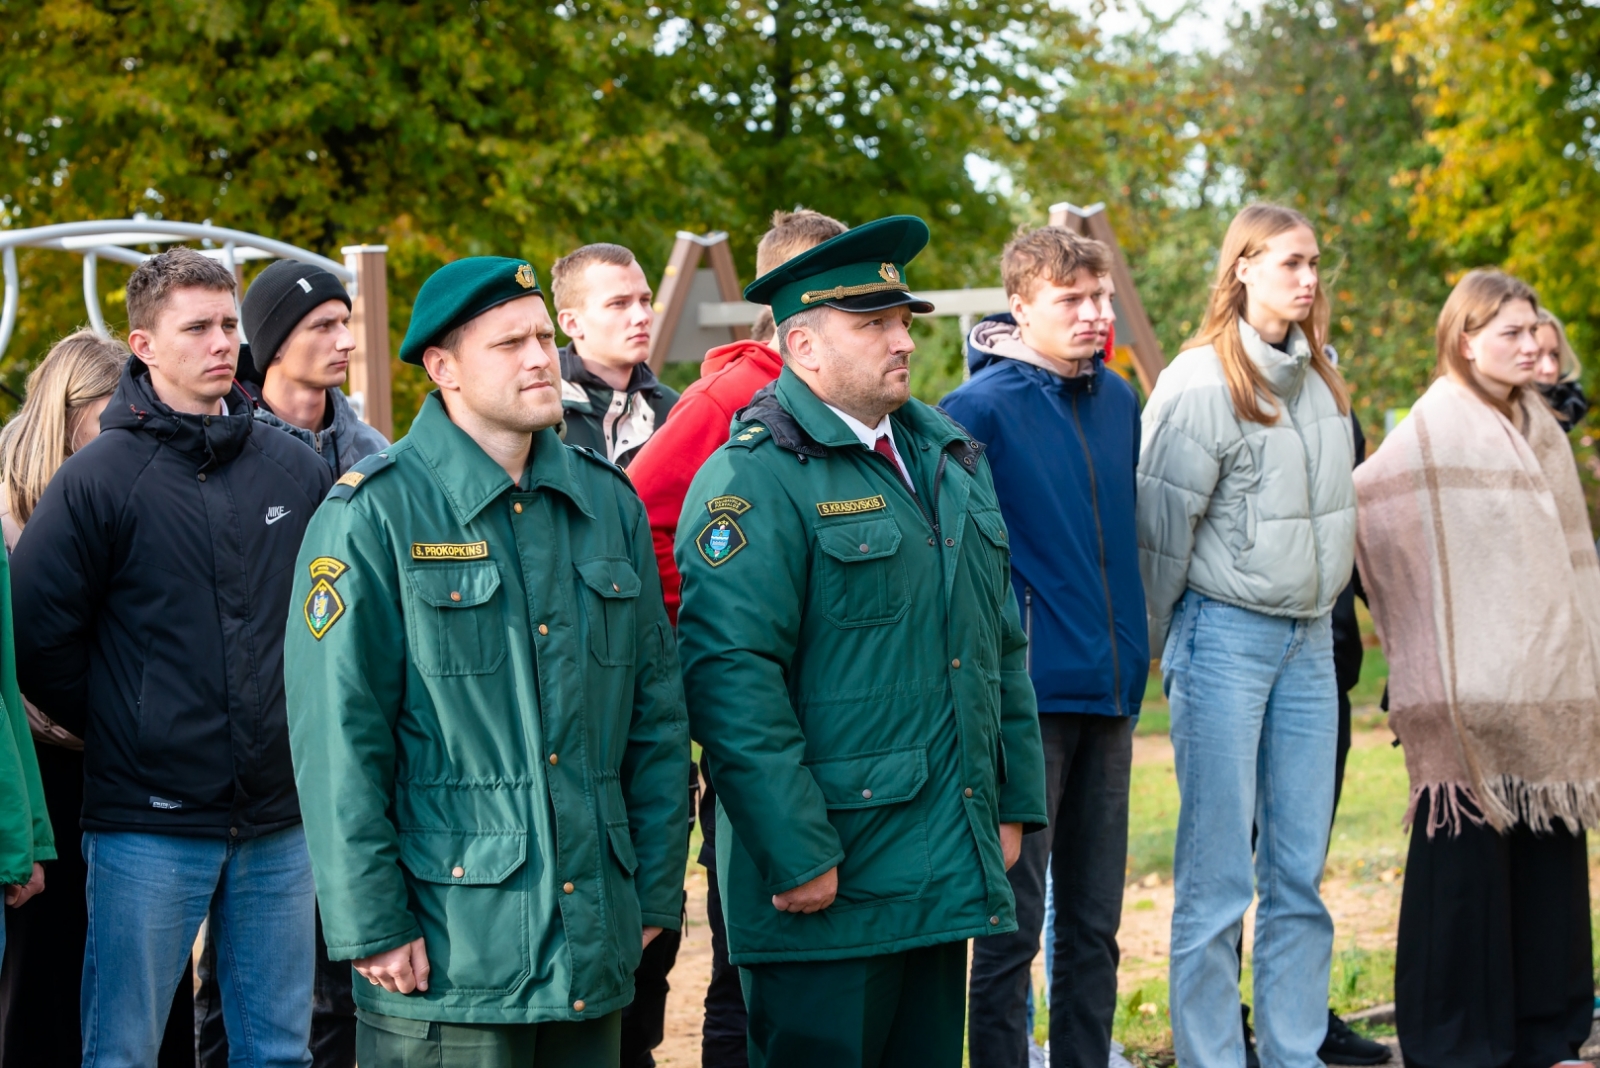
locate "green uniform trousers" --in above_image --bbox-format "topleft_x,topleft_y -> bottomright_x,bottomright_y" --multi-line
355,1008 -> 621,1067
739,940 -> 968,1068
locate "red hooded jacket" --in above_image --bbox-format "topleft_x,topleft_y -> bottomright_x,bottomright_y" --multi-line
627,340 -> 784,624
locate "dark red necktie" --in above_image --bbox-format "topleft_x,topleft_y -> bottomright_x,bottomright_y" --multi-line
874,435 -> 914,494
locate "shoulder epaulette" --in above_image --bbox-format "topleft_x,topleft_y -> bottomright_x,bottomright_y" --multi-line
326,449 -> 396,501
726,423 -> 774,450
569,445 -> 637,491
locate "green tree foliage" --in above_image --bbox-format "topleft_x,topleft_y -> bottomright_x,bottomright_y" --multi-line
1,0 -> 1089,429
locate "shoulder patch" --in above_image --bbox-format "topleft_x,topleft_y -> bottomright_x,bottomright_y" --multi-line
302,554 -> 351,641
816,495 -> 886,517
695,512 -> 748,567
705,495 -> 751,516
727,424 -> 771,450
327,450 -> 395,501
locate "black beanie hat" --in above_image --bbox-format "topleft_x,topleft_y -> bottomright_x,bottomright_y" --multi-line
240,259 -> 353,375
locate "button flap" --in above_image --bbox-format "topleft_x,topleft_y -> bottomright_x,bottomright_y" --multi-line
406,562 -> 502,608
970,508 -> 1009,548
606,823 -> 639,875
398,829 -> 527,885
805,745 -> 928,809
575,558 -> 641,598
814,517 -> 903,562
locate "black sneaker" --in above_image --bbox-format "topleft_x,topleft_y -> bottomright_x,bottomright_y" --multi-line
1318,1009 -> 1392,1065
1242,1004 -> 1260,1068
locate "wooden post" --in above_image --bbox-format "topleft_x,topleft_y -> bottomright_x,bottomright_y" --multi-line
1049,202 -> 1165,392
704,237 -> 749,343
342,244 -> 393,440
647,233 -> 707,374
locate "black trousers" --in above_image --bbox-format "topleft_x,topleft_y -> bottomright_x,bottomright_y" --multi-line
1395,791 -> 1593,1068
700,755 -> 750,1068
0,745 -> 191,1068
621,925 -> 683,1068
968,713 -> 1133,1068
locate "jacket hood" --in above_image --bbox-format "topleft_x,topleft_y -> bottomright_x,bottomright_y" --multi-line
102,355 -> 254,470
965,312 -> 1101,392
701,339 -> 782,380
1238,318 -> 1311,399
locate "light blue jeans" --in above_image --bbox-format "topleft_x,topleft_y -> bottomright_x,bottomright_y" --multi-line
1163,592 -> 1336,1068
82,825 -> 315,1068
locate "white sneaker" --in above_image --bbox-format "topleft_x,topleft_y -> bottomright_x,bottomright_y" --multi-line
1109,1039 -> 1136,1068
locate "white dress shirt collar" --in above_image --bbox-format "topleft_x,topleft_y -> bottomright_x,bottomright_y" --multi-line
824,403 -> 914,488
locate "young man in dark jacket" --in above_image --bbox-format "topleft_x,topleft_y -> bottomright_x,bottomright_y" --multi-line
551,243 -> 678,468
941,226 -> 1146,1068
237,258 -> 389,478
11,247 -> 333,1067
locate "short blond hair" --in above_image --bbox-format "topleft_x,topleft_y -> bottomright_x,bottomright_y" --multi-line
550,243 -> 637,313
1001,226 -> 1112,303
755,209 -> 847,278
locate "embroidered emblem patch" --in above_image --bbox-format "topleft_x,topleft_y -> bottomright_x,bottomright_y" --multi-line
303,578 -> 346,641
705,495 -> 752,516
515,263 -> 537,289
411,541 -> 490,561
335,470 -> 364,490
696,514 -> 748,567
816,495 -> 887,517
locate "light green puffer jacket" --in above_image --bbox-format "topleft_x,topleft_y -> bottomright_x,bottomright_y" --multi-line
1136,319 -> 1356,654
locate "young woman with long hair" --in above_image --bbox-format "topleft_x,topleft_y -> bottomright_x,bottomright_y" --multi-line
1355,271 -> 1598,1068
1137,204 -> 1356,1068
1531,307 -> 1587,431
0,329 -> 128,1066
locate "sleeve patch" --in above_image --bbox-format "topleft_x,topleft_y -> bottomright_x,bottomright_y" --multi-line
696,513 -> 748,567
705,495 -> 752,516
304,578 -> 346,640
308,556 -> 349,581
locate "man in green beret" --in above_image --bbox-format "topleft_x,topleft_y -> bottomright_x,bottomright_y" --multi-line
284,256 -> 690,1067
675,217 -> 1049,1067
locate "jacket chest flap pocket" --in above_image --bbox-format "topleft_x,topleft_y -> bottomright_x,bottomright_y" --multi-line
806,745 -> 931,908
575,558 -> 640,667
405,562 -> 507,677
814,517 -> 909,629
399,829 -> 529,994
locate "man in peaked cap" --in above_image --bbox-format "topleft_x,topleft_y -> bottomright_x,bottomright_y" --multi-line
283,256 -> 690,1067
674,217 -> 1049,1067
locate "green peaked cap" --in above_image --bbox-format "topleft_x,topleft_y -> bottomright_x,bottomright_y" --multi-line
399,256 -> 544,365
744,215 -> 935,326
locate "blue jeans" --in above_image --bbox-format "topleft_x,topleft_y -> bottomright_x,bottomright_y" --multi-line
82,825 -> 315,1068
1163,593 -> 1336,1068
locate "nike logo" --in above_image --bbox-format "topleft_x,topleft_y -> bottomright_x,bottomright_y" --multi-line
265,506 -> 291,526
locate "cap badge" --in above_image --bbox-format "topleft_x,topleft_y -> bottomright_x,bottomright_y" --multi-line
879,262 -> 900,284
515,264 -> 537,289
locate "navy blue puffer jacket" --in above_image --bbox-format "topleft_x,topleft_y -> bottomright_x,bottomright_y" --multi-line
941,313 -> 1148,717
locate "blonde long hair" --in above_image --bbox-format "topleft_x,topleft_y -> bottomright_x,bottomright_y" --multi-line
1435,269 -> 1540,421
0,330 -> 128,526
1535,307 -> 1581,385
1182,203 -> 1350,424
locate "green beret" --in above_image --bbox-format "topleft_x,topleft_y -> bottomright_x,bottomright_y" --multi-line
399,256 -> 544,365
744,215 -> 935,327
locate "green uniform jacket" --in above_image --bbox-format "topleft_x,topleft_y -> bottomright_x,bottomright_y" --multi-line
675,369 -> 1047,965
0,547 -> 55,885
285,394 -> 690,1025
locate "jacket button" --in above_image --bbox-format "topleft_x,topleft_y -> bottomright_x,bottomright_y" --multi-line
203,416 -> 211,426
452,866 -> 465,879
964,787 -> 973,798
198,473 -> 207,482
945,537 -> 955,547
858,543 -> 870,553
928,537 -> 935,546
449,591 -> 462,602
612,582 -> 619,592
861,788 -> 872,799
514,502 -> 524,514
228,827 -> 237,837
563,881 -> 575,894
538,624 -> 549,636
573,1000 -> 586,1012
989,915 -> 1000,925
548,753 -> 558,765
951,658 -> 961,669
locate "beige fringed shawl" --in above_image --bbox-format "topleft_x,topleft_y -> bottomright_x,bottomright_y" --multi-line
1355,376 -> 1600,836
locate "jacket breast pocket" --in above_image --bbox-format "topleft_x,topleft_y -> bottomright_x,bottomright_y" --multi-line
405,563 -> 507,677
575,559 -> 640,667
806,745 -> 931,909
398,829 -> 529,994
814,518 -> 909,629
